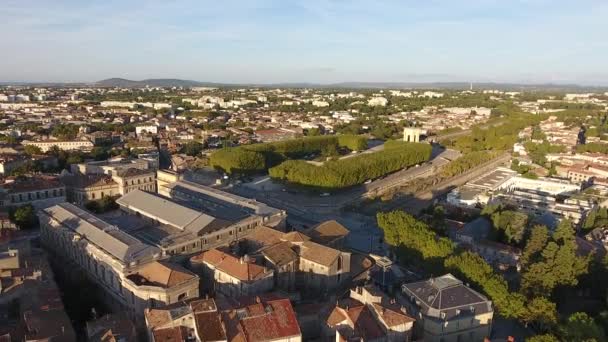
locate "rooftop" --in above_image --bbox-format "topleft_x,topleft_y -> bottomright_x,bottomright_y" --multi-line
41,203 -> 161,265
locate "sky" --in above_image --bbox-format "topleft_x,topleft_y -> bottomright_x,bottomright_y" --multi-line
2,0 -> 607,85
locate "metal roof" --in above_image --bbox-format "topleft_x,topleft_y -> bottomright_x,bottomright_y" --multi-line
43,202 -> 160,265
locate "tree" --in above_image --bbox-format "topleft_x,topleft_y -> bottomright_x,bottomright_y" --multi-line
520,225 -> 549,268
11,205 -> 38,230
490,210 -> 528,245
521,297 -> 557,331
560,312 -> 606,342
526,334 -> 559,342
444,251 -> 526,319
522,219 -> 590,296
377,211 -> 454,270
181,141 -> 204,157
23,145 -> 42,156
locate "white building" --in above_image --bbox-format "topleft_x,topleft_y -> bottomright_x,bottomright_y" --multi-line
368,97 -> 389,107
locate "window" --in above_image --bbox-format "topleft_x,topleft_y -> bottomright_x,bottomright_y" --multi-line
178,293 -> 186,301
91,193 -> 96,199
337,256 -> 343,271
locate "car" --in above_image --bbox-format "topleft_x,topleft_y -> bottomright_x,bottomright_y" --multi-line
320,192 -> 330,197
364,179 -> 372,184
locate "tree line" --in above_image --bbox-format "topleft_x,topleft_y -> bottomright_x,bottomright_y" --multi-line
209,135 -> 368,174
268,142 -> 432,189
377,210 -> 599,340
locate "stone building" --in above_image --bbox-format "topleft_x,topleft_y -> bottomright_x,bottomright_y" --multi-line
38,203 -> 200,326
401,274 -> 493,342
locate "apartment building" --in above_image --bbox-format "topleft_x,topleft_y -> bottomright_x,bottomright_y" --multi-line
38,203 -> 200,325
22,138 -> 94,152
401,274 -> 493,342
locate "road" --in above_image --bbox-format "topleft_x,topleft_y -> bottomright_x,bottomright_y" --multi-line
383,152 -> 511,214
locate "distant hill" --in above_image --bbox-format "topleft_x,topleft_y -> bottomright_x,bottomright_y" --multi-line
94,78 -> 222,88
2,78 -> 606,92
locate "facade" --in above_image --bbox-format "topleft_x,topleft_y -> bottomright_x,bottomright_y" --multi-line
145,295 -> 302,342
22,139 -> 94,152
62,174 -> 119,205
0,175 -> 66,209
38,203 -> 199,325
113,168 -> 157,195
326,284 -> 415,342
401,274 -> 493,342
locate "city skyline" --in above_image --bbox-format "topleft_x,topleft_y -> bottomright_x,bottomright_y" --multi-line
2,0 -> 608,85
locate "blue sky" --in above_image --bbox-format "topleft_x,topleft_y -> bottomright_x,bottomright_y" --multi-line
2,0 -> 607,84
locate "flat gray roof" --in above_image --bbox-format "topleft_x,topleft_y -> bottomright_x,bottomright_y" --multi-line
468,167 -> 516,191
42,202 -> 160,265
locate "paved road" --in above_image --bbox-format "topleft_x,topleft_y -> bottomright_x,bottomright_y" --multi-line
383,152 -> 511,214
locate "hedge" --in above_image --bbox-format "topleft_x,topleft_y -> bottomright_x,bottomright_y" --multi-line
209,135 -> 367,174
269,142 -> 431,189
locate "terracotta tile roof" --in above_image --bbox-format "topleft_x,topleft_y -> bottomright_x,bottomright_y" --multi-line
329,301 -> 385,341
261,242 -> 298,267
144,309 -> 172,330
192,249 -> 271,282
371,303 -> 415,327
244,226 -> 285,247
282,231 -> 310,243
307,220 -> 349,245
298,241 -> 341,267
127,261 -> 197,288
3,175 -> 63,193
152,326 -> 188,342
61,174 -> 117,189
224,297 -> 301,342
195,311 -> 227,342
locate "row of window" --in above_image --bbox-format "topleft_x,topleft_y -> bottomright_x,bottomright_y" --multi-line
11,188 -> 64,203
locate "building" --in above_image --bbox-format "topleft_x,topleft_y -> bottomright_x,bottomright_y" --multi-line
401,274 -> 493,342
144,294 -> 302,342
238,225 -> 352,295
113,168 -> 157,195
22,139 -> 94,152
71,157 -> 152,176
305,220 -> 349,248
0,154 -> 28,175
38,203 -> 199,325
326,284 -> 415,342
0,175 -> 66,209
136,125 -> 159,136
61,174 -> 119,205
191,248 -> 274,297
115,189 -> 268,257
157,175 -> 287,230
368,97 -> 389,107
0,242 -> 77,341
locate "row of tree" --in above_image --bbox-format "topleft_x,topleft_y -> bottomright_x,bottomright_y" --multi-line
209,135 -> 368,174
269,142 -> 432,189
377,210 -> 596,339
